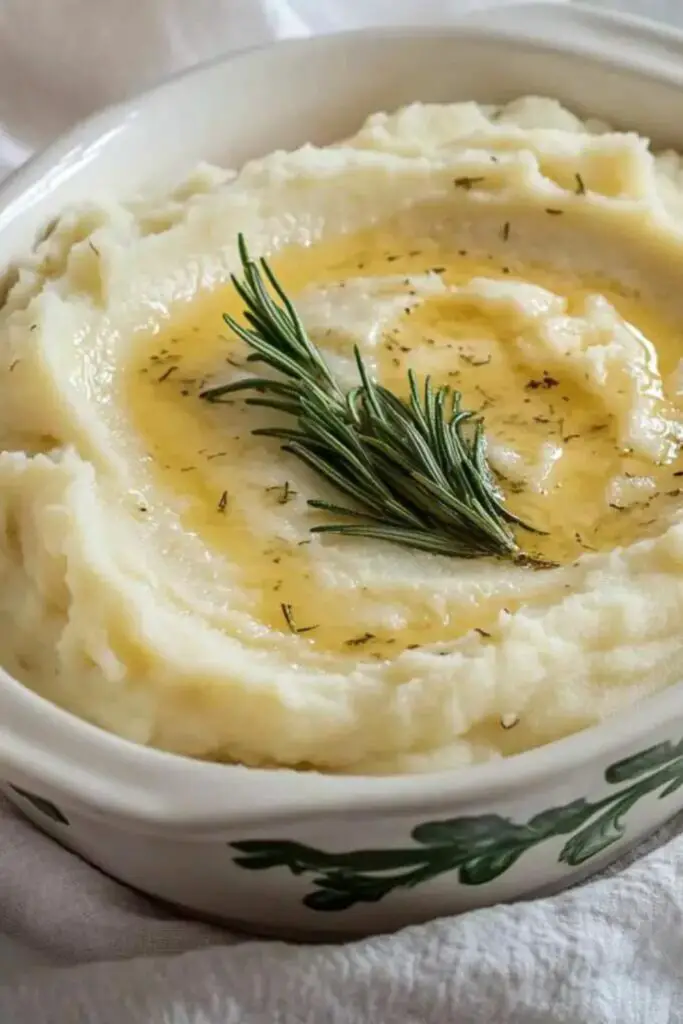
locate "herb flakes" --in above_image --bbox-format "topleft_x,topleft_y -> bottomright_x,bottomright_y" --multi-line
525,373 -> 559,391
453,176 -> 486,191
277,481 -> 297,505
345,632 -> 376,647
281,603 -> 318,634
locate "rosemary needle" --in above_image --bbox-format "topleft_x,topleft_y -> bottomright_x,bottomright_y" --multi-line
200,234 -> 541,561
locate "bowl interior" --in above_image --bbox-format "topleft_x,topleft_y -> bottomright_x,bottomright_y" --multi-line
4,11 -> 683,825
2,15 -> 683,262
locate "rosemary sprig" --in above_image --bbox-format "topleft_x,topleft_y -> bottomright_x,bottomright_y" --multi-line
200,235 -> 540,560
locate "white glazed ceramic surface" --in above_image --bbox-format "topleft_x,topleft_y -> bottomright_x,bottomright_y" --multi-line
3,3 -> 683,937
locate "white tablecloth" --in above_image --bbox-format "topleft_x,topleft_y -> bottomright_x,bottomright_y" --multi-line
2,1 -> 683,1021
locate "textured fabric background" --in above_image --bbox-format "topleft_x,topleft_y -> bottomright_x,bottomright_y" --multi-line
1,1 -> 683,1021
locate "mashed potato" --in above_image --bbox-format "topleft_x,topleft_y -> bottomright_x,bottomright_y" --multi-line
2,96 -> 683,773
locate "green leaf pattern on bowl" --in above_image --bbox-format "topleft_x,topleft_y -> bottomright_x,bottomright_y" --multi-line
10,786 -> 69,825
231,738 -> 683,911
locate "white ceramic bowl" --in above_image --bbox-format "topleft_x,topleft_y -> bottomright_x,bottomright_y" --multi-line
2,2 -> 683,938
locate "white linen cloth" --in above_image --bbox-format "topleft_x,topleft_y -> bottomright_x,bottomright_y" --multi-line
1,0 -> 682,1020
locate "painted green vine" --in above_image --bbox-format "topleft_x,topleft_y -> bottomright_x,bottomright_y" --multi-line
231,738 -> 683,911
9,786 -> 69,825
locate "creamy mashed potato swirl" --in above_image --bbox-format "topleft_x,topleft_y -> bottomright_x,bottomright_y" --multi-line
2,97 -> 683,773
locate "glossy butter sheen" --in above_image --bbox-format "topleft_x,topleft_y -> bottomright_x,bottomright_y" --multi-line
126,225 -> 683,658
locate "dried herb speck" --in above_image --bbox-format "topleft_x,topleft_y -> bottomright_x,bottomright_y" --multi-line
526,373 -> 559,391
454,176 -> 486,191
345,632 -> 376,647
514,553 -> 559,570
277,481 -> 297,505
281,603 -> 318,634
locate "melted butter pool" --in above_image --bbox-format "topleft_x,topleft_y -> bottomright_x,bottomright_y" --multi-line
124,223 -> 683,656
